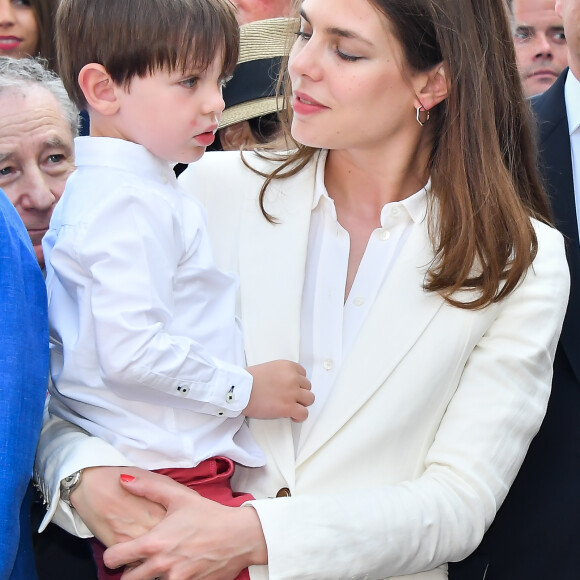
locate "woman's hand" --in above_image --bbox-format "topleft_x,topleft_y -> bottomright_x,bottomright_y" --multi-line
70,466 -> 167,546
103,473 -> 268,580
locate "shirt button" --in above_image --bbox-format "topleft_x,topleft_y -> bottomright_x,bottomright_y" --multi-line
390,206 -> 400,217
353,296 -> 365,307
217,410 -> 224,416
276,487 -> 291,497
323,359 -> 334,371
226,387 -> 235,403
176,385 -> 189,396
378,229 -> 390,241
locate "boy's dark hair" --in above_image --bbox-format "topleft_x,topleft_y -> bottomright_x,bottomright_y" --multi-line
56,0 -> 239,109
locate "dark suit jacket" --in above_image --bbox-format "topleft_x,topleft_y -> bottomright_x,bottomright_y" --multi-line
449,69 -> 580,579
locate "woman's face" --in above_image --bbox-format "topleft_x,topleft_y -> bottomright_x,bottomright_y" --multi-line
288,0 -> 418,152
0,0 -> 39,59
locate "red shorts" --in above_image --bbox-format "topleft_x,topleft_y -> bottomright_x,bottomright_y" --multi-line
90,457 -> 253,580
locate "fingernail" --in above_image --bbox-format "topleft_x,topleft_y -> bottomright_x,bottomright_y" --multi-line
120,474 -> 135,483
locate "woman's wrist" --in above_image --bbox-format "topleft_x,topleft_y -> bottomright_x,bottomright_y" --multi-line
239,505 -> 268,567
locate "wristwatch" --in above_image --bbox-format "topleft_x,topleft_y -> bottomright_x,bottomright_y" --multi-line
60,469 -> 83,507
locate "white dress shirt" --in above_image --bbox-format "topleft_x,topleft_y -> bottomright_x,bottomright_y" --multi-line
296,152 -> 428,449
564,68 -> 580,243
43,137 -> 264,469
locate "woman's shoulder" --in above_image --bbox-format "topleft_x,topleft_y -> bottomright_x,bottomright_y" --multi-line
178,149 -> 319,208
530,218 -> 567,261
180,150 -> 290,190
522,218 -> 569,293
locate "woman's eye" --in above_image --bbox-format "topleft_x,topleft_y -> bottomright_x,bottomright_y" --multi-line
295,30 -> 312,41
336,49 -> 361,62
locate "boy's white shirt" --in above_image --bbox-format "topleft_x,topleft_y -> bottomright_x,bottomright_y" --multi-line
42,137 -> 263,471
36,150 -> 570,579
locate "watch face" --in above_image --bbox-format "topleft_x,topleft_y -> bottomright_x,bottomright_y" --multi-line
61,471 -> 82,506
63,473 -> 78,487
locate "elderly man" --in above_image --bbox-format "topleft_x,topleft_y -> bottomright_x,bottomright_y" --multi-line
508,0 -> 568,96
0,57 -> 76,268
0,57 -> 98,580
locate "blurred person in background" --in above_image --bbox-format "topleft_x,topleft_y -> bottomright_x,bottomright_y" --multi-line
231,0 -> 291,24
0,56 -> 75,268
210,17 -> 293,152
509,0 -> 568,96
0,0 -> 59,70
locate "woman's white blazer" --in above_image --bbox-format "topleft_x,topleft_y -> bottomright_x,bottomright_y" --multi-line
35,150 -> 570,580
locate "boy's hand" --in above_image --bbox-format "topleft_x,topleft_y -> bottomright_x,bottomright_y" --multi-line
245,360 -> 314,422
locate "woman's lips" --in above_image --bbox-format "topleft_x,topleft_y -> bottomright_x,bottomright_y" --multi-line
0,37 -> 23,51
292,92 -> 327,115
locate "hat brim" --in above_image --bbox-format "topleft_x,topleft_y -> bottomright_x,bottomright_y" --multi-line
219,96 -> 282,129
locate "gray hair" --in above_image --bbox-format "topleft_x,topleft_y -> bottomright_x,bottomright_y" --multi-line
0,56 -> 79,137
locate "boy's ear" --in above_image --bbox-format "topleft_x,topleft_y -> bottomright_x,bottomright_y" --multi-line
413,62 -> 449,113
78,63 -> 120,115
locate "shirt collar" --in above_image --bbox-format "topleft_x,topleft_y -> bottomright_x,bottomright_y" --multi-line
564,69 -> 580,136
312,149 -> 428,223
74,136 -> 177,184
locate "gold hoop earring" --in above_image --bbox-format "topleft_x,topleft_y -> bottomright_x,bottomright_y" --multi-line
416,106 -> 430,127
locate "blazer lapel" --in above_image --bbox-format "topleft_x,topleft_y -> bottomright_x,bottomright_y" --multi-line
239,154 -> 318,487
296,215 -> 444,466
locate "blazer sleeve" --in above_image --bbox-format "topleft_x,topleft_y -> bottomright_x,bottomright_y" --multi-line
248,222 -> 570,580
33,400 -> 136,537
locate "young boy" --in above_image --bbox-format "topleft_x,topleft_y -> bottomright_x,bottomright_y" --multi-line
43,0 -> 313,578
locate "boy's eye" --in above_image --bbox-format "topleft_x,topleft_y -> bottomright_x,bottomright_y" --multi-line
180,77 -> 198,89
0,166 -> 14,176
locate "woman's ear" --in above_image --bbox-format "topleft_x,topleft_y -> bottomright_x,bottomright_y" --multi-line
78,63 -> 120,115
414,63 -> 449,112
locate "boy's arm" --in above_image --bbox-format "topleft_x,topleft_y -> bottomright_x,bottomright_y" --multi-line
50,185 -> 253,419
245,360 -> 314,422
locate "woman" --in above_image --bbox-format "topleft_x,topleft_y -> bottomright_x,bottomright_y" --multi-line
35,0 -> 570,578
0,0 -> 58,68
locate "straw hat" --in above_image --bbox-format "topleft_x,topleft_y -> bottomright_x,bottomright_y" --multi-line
219,17 -> 297,129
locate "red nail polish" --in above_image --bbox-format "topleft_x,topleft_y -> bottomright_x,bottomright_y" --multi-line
120,474 -> 135,483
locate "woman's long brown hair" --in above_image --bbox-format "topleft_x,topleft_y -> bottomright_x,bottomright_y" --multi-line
249,0 -> 552,310
31,0 -> 60,70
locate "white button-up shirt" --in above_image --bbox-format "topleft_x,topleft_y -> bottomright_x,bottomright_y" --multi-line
43,137 -> 264,469
564,68 -> 580,243
296,153 -> 428,449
